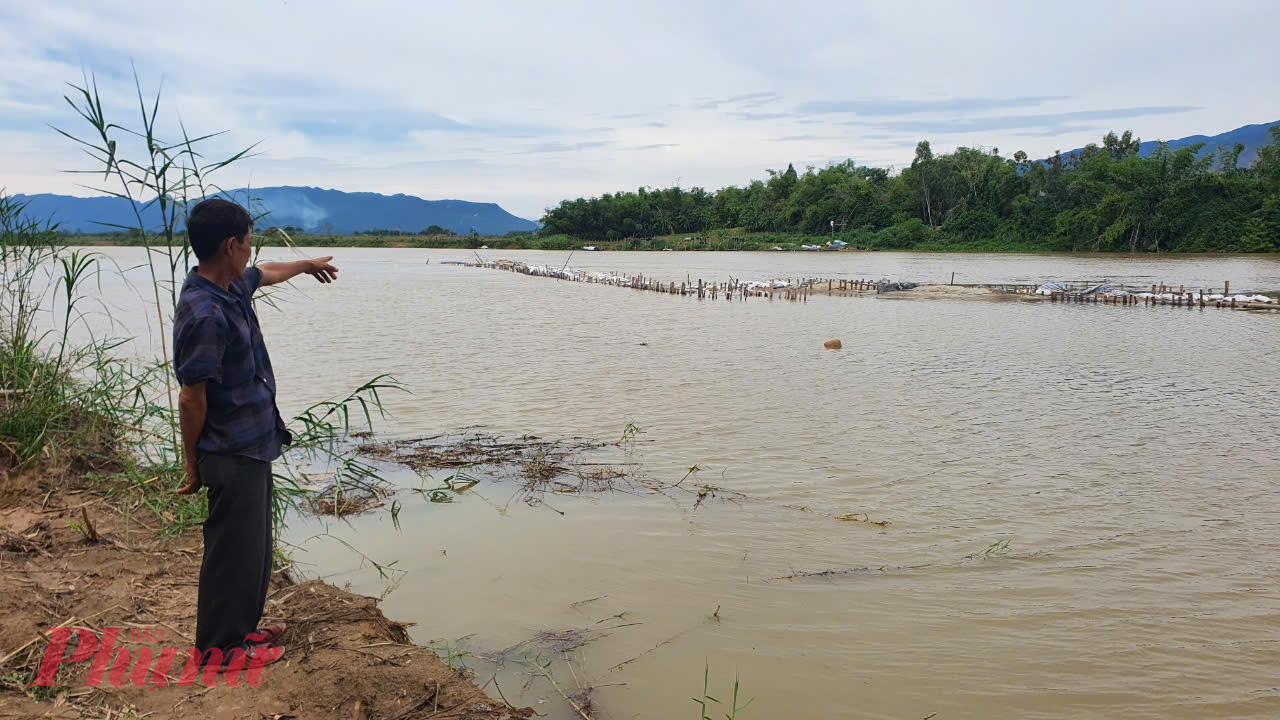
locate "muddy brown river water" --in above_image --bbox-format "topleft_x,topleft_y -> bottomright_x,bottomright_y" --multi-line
80,249 -> 1280,719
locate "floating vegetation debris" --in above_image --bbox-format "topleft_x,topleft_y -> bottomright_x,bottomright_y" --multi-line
772,539 -> 1023,582
358,429 -> 644,513
772,566 -> 888,581
311,481 -> 388,516
693,483 -> 738,510
359,430 -> 605,473
835,512 -> 891,527
968,538 -> 1011,559
411,470 -> 480,503
304,456 -> 395,517
614,421 -> 644,448
454,614 -> 643,720
353,425 -> 892,523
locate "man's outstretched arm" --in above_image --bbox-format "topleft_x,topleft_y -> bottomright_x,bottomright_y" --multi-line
258,257 -> 339,287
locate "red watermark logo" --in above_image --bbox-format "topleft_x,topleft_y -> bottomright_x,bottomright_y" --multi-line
30,627 -> 279,689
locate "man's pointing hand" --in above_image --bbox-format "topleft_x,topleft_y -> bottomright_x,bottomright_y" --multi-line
306,256 -> 339,283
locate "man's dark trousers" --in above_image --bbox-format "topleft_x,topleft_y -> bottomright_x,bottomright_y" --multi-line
195,453 -> 273,655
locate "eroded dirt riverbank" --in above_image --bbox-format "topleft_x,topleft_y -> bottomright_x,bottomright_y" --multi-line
0,460 -> 532,720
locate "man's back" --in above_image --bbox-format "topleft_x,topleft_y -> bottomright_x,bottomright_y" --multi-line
173,265 -> 287,462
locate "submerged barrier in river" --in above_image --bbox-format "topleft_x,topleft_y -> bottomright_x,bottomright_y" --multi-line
468,259 -> 868,302
1039,280 -> 1279,311
467,260 -> 1279,312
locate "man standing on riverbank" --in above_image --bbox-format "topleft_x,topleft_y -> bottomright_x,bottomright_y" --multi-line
173,198 -> 339,666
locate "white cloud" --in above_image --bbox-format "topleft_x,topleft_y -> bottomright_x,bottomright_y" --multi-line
0,0 -> 1277,219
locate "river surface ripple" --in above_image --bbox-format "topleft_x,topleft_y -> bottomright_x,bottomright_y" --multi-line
83,249 -> 1280,719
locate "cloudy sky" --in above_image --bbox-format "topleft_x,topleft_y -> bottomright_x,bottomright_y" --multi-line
1,0 -> 1277,220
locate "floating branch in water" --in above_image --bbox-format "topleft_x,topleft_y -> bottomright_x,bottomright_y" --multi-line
772,566 -> 881,581
691,483 -> 747,510
835,512 -> 891,527
772,540 -> 1025,582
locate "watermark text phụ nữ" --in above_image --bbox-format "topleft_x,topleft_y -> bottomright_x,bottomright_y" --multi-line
30,627 -> 279,689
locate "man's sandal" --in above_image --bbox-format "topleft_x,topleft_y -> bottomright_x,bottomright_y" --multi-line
247,623 -> 287,644
244,643 -> 284,666
222,643 -> 284,669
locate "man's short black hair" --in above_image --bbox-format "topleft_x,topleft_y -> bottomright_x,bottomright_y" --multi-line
187,198 -> 253,260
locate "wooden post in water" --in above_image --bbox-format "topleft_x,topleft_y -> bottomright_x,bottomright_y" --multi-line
1224,280 -> 1230,297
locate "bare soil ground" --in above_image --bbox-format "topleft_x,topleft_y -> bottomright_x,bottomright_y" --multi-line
0,461 -> 531,720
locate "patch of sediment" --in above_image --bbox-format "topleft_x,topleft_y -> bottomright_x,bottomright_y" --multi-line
0,461 -> 532,720
877,284 -> 1044,301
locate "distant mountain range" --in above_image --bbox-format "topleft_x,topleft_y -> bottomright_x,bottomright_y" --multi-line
1059,120 -> 1279,166
13,122 -> 1278,236
11,186 -> 541,235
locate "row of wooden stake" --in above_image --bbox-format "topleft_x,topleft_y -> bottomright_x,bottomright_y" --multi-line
1050,292 -> 1265,309
482,261 -> 1275,312
490,261 -> 892,302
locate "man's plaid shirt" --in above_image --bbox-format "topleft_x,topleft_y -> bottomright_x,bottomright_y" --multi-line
173,266 -> 290,462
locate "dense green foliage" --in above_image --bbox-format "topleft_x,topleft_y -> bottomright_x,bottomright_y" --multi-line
541,129 -> 1280,252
